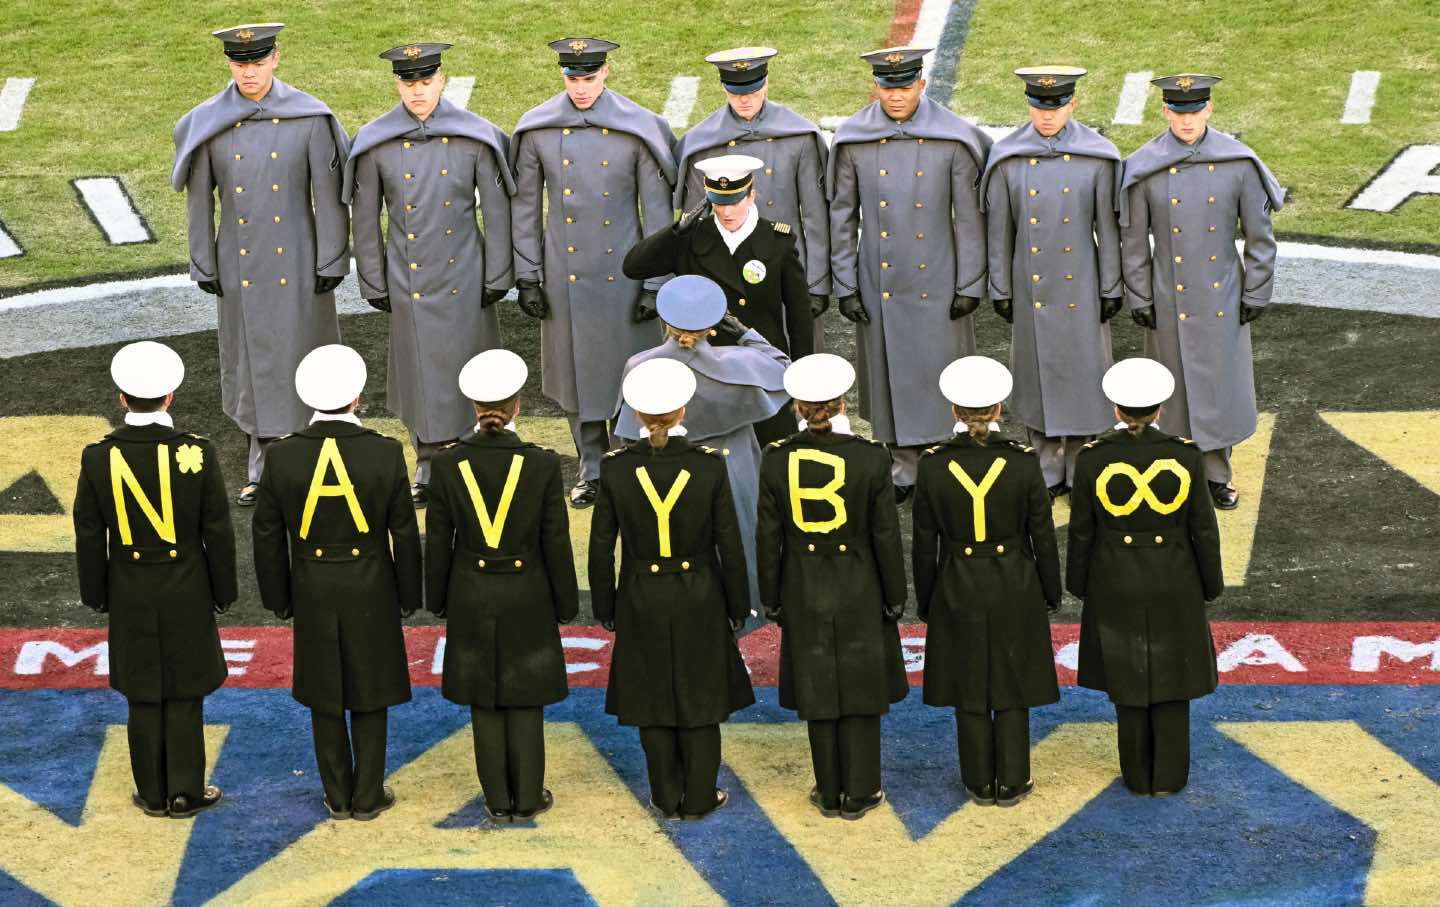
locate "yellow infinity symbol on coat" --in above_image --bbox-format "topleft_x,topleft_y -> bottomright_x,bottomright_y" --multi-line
1095,458 -> 1190,516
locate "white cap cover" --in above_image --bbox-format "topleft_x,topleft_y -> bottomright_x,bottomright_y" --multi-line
110,341 -> 184,398
295,344 -> 367,411
1102,357 -> 1176,409
622,358 -> 697,415
938,356 -> 1013,408
693,154 -> 765,183
783,353 -> 856,403
458,349 -> 527,403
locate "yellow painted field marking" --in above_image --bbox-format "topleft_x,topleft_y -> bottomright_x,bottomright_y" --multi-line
1219,721 -> 1440,906
0,415 -> 112,552
1320,410 -> 1440,495
210,723 -> 722,906
1219,411 -> 1277,586
0,724 -> 228,906
722,721 -> 1115,906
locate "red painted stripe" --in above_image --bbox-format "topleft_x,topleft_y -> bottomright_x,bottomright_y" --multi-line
887,0 -> 924,47
2,623 -> 1438,691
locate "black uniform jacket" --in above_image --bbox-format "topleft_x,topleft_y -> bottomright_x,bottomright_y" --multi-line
1067,426 -> 1223,706
623,215 -> 814,360
588,438 -> 755,727
425,429 -> 579,708
757,430 -> 908,720
913,432 -> 1061,712
73,423 -> 235,702
252,420 -> 421,713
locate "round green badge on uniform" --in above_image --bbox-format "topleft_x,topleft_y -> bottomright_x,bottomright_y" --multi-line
743,259 -> 767,284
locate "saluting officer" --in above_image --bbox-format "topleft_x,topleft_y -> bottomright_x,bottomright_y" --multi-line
589,358 -> 755,820
73,342 -> 234,819
172,23 -> 351,505
913,356 -> 1060,807
623,154 -> 810,444
346,43 -> 516,505
1119,75 -> 1284,510
979,67 -> 1123,498
757,354 -> 908,820
510,37 -> 677,508
830,47 -> 992,502
675,48 -> 831,346
252,345 -> 422,821
1067,358 -> 1223,797
425,349 -> 579,822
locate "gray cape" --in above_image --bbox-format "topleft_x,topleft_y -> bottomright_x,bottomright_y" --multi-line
1119,128 -> 1284,227
673,101 -> 826,208
979,121 -> 1120,212
826,97 -> 991,198
342,98 -> 515,203
171,78 -> 348,191
509,89 -> 677,183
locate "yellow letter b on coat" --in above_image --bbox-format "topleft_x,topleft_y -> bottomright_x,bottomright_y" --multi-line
789,449 -> 847,533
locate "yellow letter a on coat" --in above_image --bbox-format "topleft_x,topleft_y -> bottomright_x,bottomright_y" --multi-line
789,449 -> 847,533
458,456 -> 524,549
110,445 -> 177,545
299,438 -> 370,539
636,467 -> 690,557
948,459 -> 1005,542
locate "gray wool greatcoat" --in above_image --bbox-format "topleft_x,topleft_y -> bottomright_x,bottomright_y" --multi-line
510,90 -> 677,422
173,79 -> 350,438
1119,128 -> 1285,452
347,100 -> 515,444
829,97 -> 992,447
980,122 -> 1122,438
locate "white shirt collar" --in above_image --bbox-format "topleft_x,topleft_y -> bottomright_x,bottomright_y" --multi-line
953,421 -> 1003,435
717,205 -> 760,255
472,421 -> 518,433
797,413 -> 852,435
310,411 -> 363,426
667,425 -> 689,437
124,411 -> 174,428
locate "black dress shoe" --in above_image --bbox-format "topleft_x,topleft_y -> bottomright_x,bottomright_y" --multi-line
1151,785 -> 1185,799
132,792 -> 169,818
840,790 -> 885,820
353,785 -> 396,821
323,796 -> 352,820
966,783 -> 997,806
512,789 -> 554,821
1209,480 -> 1239,510
1048,483 -> 1071,500
483,799 -> 514,822
169,785 -> 223,819
411,483 -> 428,507
682,789 -> 730,821
809,786 -> 842,817
570,480 -> 599,509
649,799 -> 683,820
996,779 -> 1034,807
235,483 -> 259,506
894,484 -> 915,505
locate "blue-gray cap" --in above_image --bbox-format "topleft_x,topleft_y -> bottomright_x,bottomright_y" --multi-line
1014,66 -> 1087,109
1152,74 -> 1221,112
657,275 -> 728,331
861,46 -> 930,87
549,37 -> 618,76
380,43 -> 452,81
213,23 -> 284,63
706,47 -> 778,95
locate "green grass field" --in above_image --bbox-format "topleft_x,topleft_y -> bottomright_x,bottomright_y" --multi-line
1,0 -> 1437,291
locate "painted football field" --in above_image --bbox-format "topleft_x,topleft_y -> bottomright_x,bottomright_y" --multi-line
2,1 -> 1439,904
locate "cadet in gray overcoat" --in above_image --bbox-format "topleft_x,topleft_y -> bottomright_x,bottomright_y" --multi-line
510,38 -> 676,508
979,68 -> 1123,495
172,24 -> 350,504
829,47 -> 992,501
1119,75 -> 1284,510
346,43 -> 515,503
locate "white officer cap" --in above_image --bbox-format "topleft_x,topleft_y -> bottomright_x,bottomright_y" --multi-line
295,344 -> 367,411
1102,357 -> 1175,409
694,154 -> 765,204
784,353 -> 856,403
458,349 -> 527,403
622,358 -> 696,415
938,356 -> 1012,408
110,341 -> 185,399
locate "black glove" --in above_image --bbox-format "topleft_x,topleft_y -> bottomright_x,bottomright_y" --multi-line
729,617 -> 745,633
366,297 -> 391,313
837,295 -> 869,325
601,619 -> 616,632
883,602 -> 904,622
634,289 -> 660,323
196,280 -> 223,298
516,279 -> 550,319
272,607 -> 293,621
213,601 -> 233,615
1100,297 -> 1124,323
712,313 -> 748,344
764,606 -> 783,623
1239,302 -> 1264,325
992,299 -> 1013,323
809,294 -> 830,318
950,294 -> 980,321
675,199 -> 712,235
1131,305 -> 1157,330
314,274 -> 344,295
481,287 -> 508,308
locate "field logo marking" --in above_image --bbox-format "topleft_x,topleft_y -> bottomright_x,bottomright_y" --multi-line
71,178 -> 154,245
1346,145 -> 1440,213
0,415 -> 114,553
0,77 -> 34,132
1319,410 -> 1440,495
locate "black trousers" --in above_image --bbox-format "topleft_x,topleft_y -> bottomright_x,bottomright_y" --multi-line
807,716 -> 881,803
955,708 -> 1030,790
471,706 -> 546,812
1115,700 -> 1191,795
310,708 -> 389,812
638,725 -> 721,815
127,697 -> 205,808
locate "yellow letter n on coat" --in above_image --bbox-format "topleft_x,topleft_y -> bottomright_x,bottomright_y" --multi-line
636,466 -> 690,557
299,438 -> 371,539
788,449 -> 847,533
1096,459 -> 1191,517
458,456 -> 524,549
948,459 -> 1005,542
109,446 -> 177,545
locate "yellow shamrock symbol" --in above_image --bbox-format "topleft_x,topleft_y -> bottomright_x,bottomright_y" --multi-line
175,443 -> 204,475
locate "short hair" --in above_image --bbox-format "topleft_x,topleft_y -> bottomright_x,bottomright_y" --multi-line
121,393 -> 166,413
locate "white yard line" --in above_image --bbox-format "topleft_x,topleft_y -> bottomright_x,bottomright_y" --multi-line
1341,71 -> 1381,125
1112,71 -> 1154,125
73,178 -> 152,245
914,0 -> 953,79
441,76 -> 475,110
0,77 -> 35,132
0,221 -> 21,259
662,76 -> 701,130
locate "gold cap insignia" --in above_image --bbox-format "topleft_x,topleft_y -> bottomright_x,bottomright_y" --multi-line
1176,76 -> 1195,90
734,60 -> 751,70
718,176 -> 730,187
569,39 -> 589,53
403,45 -> 422,59
1037,76 -> 1057,87
235,29 -> 255,41
884,52 -> 905,64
